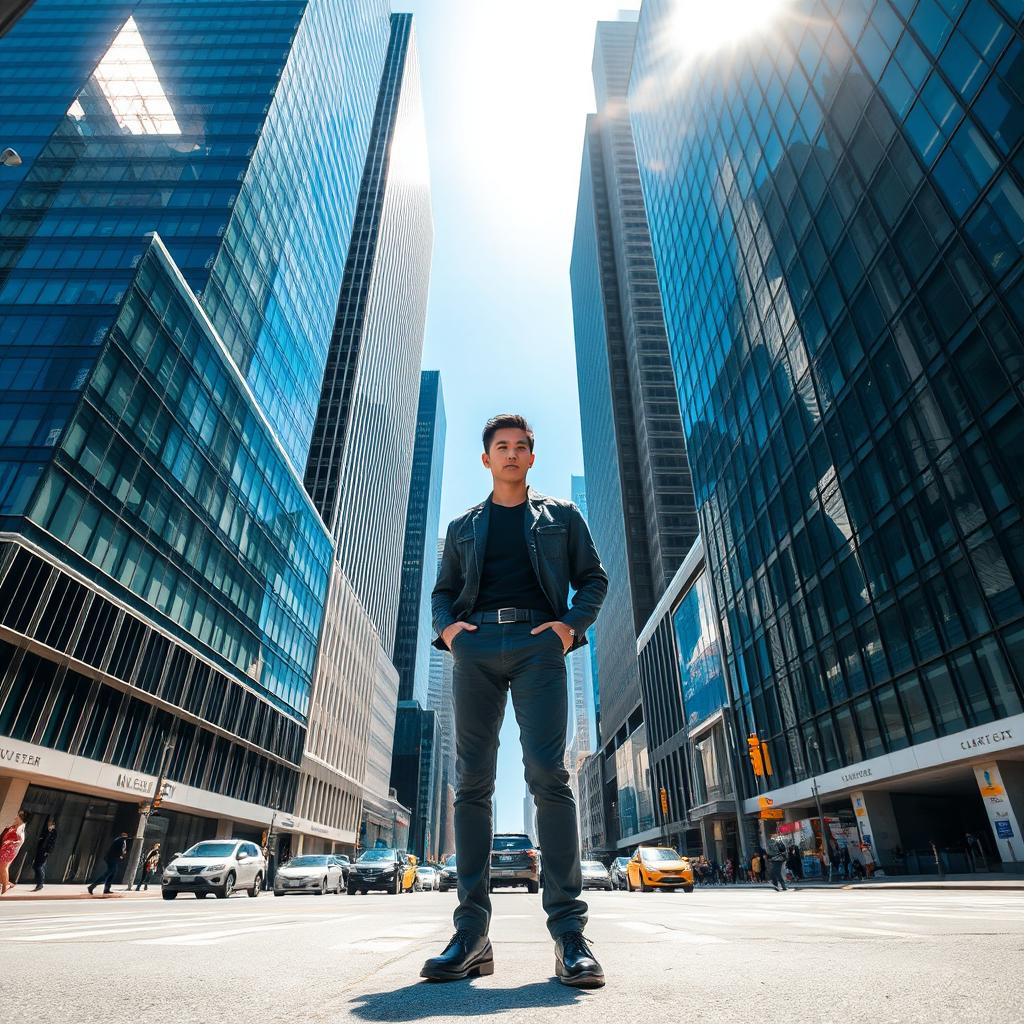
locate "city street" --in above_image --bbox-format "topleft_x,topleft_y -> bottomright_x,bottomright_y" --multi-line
4,887 -> 1022,1023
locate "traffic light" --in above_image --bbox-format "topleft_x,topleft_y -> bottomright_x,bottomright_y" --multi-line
152,781 -> 170,811
747,734 -> 765,777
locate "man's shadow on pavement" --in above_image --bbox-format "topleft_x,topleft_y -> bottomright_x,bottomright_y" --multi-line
348,978 -> 592,1020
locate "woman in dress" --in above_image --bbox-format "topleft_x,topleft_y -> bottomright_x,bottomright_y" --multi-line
0,808 -> 30,895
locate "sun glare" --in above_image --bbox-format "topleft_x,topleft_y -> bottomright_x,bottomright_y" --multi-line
668,0 -> 793,58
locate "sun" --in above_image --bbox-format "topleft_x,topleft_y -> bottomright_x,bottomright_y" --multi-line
667,0 -> 794,58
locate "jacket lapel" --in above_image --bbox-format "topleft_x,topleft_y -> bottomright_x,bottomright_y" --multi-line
524,487 -> 544,583
470,499 -> 490,582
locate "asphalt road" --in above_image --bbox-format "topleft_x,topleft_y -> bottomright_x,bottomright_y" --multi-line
3,886 -> 1022,1023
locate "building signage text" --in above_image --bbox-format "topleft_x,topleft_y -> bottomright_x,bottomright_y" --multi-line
0,746 -> 42,768
961,729 -> 1013,751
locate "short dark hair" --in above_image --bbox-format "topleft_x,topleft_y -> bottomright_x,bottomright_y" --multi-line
17,808 -> 30,825
482,414 -> 534,453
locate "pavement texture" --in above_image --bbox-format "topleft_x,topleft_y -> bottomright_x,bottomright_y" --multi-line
3,886 -> 1022,1023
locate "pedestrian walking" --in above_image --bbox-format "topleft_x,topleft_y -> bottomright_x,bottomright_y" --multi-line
32,817 -> 58,891
0,809 -> 30,895
786,844 -> 803,880
87,831 -> 129,895
767,838 -> 788,891
420,414 -> 608,989
757,845 -> 768,882
135,842 -> 161,891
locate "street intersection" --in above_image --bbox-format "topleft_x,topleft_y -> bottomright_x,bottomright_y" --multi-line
3,887 -> 1021,1022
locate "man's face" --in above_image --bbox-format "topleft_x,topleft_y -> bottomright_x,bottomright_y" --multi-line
482,428 -> 534,484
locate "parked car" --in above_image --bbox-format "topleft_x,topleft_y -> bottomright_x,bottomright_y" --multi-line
626,846 -> 695,893
416,865 -> 439,891
610,856 -> 630,890
438,855 -> 457,892
273,854 -> 345,896
489,833 -> 540,893
162,839 -> 266,900
347,848 -> 412,895
581,859 -> 612,890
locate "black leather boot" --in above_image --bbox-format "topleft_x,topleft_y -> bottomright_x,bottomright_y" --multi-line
420,930 -> 494,981
554,931 -> 605,988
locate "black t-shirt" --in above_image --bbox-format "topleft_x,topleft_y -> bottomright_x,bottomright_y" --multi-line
474,499 -> 554,616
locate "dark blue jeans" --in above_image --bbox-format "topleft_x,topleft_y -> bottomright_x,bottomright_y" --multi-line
450,619 -> 586,940
33,860 -> 46,888
89,859 -> 121,893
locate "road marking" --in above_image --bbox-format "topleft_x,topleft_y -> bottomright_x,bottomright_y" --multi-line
9,914 -> 248,942
137,920 -> 302,946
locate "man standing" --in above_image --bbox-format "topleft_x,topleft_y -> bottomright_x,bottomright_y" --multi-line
32,817 -> 58,892
421,414 -> 608,988
766,837 -> 789,891
87,831 -> 129,895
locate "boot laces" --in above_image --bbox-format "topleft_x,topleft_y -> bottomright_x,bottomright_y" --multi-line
562,931 -> 594,959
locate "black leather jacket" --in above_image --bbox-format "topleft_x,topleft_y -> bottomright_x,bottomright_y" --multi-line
431,487 -> 608,653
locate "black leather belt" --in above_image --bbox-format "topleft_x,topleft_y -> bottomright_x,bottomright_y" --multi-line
468,607 -> 549,625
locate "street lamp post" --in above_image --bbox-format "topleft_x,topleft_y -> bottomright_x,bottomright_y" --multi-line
804,736 -> 832,882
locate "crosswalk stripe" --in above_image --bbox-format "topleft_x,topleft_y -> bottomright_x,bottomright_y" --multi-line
137,920 -> 302,946
795,922 -> 913,937
10,913 -> 278,942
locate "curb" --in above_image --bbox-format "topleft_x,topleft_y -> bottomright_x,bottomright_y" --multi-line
0,889 -> 162,902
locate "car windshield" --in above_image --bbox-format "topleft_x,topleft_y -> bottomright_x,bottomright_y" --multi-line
358,850 -> 395,862
582,861 -> 606,871
182,842 -> 236,858
419,866 -> 434,873
287,856 -> 328,867
445,856 -> 456,866
642,848 -> 682,862
614,858 -> 628,867
492,836 -> 531,851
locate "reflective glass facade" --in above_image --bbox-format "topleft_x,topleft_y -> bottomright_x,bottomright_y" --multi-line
672,571 -> 728,731
631,0 -> 1024,790
25,239 -> 333,718
393,370 -> 446,706
306,13 -> 433,650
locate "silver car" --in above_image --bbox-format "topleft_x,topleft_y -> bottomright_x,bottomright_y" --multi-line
416,865 -> 439,891
581,859 -> 612,890
162,839 -> 266,900
274,854 -> 345,896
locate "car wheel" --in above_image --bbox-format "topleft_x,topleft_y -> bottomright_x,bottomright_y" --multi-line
274,890 -> 284,896
162,891 -> 177,900
640,873 -> 651,893
528,880 -> 539,894
347,881 -> 357,896
684,884 -> 694,893
217,872 -> 235,899
317,877 -> 327,895
390,876 -> 400,896
248,873 -> 262,897
336,879 -> 343,894
626,872 -> 634,892
196,891 -> 208,899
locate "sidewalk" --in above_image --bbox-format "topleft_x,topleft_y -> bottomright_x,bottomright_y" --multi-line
0,884 -> 163,902
698,874 -> 1024,892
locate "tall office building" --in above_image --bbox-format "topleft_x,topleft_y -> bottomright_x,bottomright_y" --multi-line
390,700 -> 441,861
571,474 -> 602,734
394,371 -> 446,706
0,0 -> 390,874
297,12 -> 432,851
304,12 -> 433,653
571,18 -> 699,851
631,0 -> 1024,868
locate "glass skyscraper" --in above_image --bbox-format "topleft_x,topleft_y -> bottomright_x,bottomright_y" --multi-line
572,19 -> 699,748
631,0 -> 1024,867
0,0 -> 393,867
304,12 -> 433,653
393,370 -> 446,707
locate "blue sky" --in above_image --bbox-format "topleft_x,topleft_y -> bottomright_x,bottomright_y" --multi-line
401,1 -> 635,837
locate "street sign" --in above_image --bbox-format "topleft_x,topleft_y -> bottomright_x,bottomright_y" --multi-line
659,787 -> 669,817
758,795 -> 774,809
760,809 -> 784,819
996,820 -> 1014,838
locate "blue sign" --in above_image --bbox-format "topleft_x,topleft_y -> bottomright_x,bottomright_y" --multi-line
995,820 -> 1014,838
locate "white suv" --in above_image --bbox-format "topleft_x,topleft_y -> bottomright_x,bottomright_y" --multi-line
162,840 -> 266,900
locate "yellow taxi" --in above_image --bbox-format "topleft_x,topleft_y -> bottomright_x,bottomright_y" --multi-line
401,854 -> 419,892
625,846 -> 695,893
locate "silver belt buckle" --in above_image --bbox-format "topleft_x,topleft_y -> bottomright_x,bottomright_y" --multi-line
497,607 -> 516,624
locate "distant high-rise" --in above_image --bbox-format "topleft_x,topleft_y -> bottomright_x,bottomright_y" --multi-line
571,20 -> 698,845
0,0 -> 391,872
304,11 -> 433,652
394,372 -> 446,705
